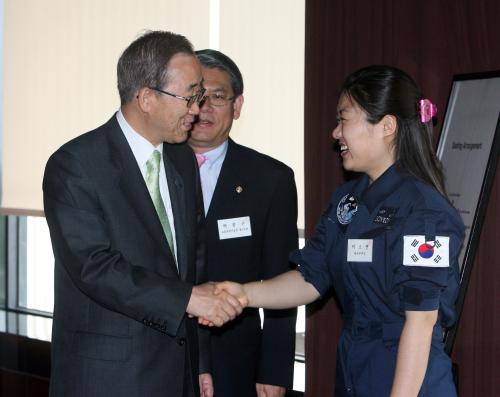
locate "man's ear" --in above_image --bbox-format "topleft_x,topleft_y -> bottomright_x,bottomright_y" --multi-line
381,114 -> 397,137
136,87 -> 155,113
233,95 -> 244,120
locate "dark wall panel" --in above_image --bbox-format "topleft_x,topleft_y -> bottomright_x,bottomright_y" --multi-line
304,1 -> 500,396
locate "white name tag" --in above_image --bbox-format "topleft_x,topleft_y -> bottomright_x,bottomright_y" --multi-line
218,216 -> 252,240
403,235 -> 450,267
347,239 -> 373,262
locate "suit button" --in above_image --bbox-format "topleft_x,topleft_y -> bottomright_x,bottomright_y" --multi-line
178,337 -> 186,346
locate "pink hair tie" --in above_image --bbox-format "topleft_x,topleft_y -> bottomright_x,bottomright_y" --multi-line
419,99 -> 437,123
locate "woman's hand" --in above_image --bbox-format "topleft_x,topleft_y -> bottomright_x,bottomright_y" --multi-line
214,281 -> 250,306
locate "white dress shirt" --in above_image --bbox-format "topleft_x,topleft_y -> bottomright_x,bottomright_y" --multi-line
116,110 -> 177,259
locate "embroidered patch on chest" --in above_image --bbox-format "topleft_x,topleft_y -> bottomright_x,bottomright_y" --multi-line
373,206 -> 398,225
337,194 -> 358,225
403,235 -> 450,267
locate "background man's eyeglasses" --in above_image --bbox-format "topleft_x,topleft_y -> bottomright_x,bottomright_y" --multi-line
200,93 -> 235,107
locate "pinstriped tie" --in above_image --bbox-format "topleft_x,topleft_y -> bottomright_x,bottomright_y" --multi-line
145,150 -> 175,259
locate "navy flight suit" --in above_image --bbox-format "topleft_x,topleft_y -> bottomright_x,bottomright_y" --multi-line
291,164 -> 464,397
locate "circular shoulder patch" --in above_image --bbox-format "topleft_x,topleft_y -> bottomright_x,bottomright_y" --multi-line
337,193 -> 358,225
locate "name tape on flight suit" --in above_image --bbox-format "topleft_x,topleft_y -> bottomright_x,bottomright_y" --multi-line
403,235 -> 450,267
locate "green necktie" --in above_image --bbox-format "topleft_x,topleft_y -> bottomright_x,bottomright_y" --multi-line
145,150 -> 176,259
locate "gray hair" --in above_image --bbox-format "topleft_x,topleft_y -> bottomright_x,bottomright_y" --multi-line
195,49 -> 243,97
117,30 -> 194,104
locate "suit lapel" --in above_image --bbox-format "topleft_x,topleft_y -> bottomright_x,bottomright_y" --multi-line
206,139 -> 246,222
105,117 -> 178,273
163,145 -> 189,280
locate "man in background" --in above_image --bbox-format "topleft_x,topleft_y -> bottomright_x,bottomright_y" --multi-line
43,31 -> 241,397
189,49 -> 298,397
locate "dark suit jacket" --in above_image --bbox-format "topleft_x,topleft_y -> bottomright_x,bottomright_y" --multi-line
43,115 -> 206,397
205,139 -> 298,396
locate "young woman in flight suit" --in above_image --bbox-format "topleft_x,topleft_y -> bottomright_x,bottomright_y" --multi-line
213,65 -> 464,397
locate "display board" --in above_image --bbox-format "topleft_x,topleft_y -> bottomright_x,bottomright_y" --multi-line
436,71 -> 500,354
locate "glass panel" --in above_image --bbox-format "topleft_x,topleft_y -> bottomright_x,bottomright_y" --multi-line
26,312 -> 53,341
0,309 -> 52,342
293,236 -> 306,391
25,216 -> 54,313
293,361 -> 305,392
0,216 -> 6,308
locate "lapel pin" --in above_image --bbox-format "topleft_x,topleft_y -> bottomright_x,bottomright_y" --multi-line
235,186 -> 243,194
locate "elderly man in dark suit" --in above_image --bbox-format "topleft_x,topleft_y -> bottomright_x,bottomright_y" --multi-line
43,31 -> 242,397
188,49 -> 298,397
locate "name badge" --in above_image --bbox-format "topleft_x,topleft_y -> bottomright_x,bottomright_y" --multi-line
347,239 -> 373,262
218,216 -> 252,240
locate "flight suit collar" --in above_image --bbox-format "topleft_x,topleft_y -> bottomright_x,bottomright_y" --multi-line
360,164 -> 405,214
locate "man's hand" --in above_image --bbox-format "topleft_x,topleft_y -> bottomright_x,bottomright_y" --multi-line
199,373 -> 214,397
187,282 -> 243,327
195,281 -> 249,327
256,383 -> 286,397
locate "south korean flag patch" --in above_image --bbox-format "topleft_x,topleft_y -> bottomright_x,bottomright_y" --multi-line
403,235 -> 450,267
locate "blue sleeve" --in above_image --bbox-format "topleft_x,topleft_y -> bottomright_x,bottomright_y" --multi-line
394,208 -> 464,313
289,202 -> 338,297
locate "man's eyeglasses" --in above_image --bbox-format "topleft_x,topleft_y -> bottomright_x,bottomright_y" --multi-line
150,87 -> 206,108
200,92 -> 235,107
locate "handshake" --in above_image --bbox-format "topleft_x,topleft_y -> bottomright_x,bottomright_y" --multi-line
186,281 -> 250,327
